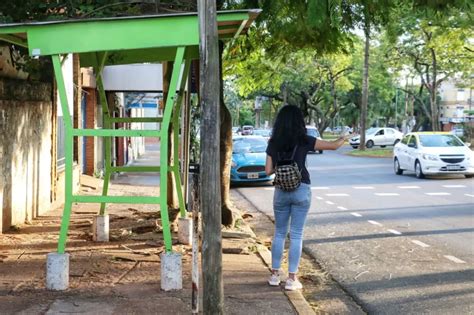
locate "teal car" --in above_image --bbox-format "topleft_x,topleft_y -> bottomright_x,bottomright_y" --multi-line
231,136 -> 274,183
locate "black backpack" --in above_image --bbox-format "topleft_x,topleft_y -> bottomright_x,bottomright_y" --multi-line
274,146 -> 301,191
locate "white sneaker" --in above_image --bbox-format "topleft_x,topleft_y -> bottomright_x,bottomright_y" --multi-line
285,278 -> 303,291
268,273 -> 281,286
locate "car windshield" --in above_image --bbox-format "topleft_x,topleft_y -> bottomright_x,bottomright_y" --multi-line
233,137 -> 268,153
418,134 -> 464,147
366,128 -> 378,135
306,128 -> 320,138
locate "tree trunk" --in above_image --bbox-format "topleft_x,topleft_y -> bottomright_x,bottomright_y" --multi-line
218,43 -> 236,227
360,25 -> 370,150
429,91 -> 439,131
198,0 -> 224,313
429,49 -> 440,131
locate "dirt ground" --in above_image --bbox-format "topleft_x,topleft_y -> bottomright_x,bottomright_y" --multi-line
1,172 -> 363,314
0,176 -> 261,314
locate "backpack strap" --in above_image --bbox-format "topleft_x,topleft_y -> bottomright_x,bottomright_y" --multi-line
276,145 -> 298,163
290,145 -> 298,160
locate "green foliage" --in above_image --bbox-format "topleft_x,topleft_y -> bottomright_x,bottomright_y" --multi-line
238,101 -> 255,126
383,4 -> 472,130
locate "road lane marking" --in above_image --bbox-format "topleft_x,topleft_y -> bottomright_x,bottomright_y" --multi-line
375,193 -> 400,196
398,186 -> 420,189
350,212 -> 362,217
368,220 -> 382,226
387,229 -> 402,235
338,206 -> 348,210
411,240 -> 430,248
465,194 -> 474,198
442,185 -> 466,188
316,196 -> 324,200
325,201 -> 335,205
353,186 -> 374,190
325,193 -> 350,197
444,255 -> 466,264
312,187 -> 330,190
264,187 -> 274,191
425,192 -> 451,196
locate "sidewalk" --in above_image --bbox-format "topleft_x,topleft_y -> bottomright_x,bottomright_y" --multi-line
0,148 -> 300,314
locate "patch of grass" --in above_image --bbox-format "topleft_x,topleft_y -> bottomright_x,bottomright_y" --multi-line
321,133 -> 339,140
346,148 -> 393,158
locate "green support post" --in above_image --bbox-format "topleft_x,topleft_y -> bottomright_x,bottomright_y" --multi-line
95,52 -> 112,215
173,59 -> 192,218
53,54 -> 74,254
161,47 -> 186,252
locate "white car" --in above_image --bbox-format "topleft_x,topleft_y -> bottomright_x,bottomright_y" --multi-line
350,127 -> 403,149
306,126 -> 323,154
393,132 -> 474,179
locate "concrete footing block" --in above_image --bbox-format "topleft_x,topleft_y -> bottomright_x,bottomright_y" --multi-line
92,215 -> 109,242
46,252 -> 69,291
161,252 -> 182,291
178,217 -> 192,245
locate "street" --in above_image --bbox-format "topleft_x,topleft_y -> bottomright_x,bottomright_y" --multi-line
234,145 -> 474,314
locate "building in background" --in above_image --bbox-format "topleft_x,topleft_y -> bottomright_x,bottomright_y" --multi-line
439,79 -> 473,132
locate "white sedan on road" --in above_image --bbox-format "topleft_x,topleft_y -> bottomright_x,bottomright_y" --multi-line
349,127 -> 403,149
393,132 -> 474,178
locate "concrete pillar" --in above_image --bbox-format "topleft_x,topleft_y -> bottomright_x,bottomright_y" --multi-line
178,217 -> 192,245
46,252 -> 69,290
92,215 -> 109,242
161,252 -> 182,291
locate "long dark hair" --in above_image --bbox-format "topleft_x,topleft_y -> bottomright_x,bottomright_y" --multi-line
269,105 -> 307,152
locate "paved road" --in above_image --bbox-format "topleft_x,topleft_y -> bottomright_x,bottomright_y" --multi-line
235,145 -> 474,314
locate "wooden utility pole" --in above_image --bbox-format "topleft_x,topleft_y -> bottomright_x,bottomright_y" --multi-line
198,1 -> 224,314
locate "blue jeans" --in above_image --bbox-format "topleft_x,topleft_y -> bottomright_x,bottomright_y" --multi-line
272,183 -> 311,274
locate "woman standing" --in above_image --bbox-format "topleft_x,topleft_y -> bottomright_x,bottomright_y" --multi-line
265,105 -> 350,291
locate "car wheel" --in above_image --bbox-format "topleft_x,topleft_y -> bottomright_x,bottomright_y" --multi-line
415,160 -> 425,179
318,150 -> 323,154
352,145 -> 358,149
366,140 -> 374,148
394,139 -> 400,145
465,174 -> 473,178
381,145 -> 386,148
394,158 -> 403,175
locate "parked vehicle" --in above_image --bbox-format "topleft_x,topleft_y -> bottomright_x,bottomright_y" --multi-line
241,125 -> 254,135
350,127 -> 403,149
306,126 -> 323,154
452,126 -> 464,137
232,126 -> 241,136
253,129 -> 271,140
393,132 -> 474,179
332,126 -> 353,134
231,136 -> 274,183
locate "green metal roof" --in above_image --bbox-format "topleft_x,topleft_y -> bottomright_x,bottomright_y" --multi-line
0,10 -> 259,66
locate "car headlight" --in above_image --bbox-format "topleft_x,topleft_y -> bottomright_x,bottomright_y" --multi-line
422,153 -> 439,161
231,160 -> 237,168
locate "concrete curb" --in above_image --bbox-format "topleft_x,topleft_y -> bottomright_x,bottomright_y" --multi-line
256,244 -> 316,315
233,190 -> 315,315
234,189 -> 366,315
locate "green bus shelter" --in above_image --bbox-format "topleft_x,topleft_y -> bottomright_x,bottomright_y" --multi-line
0,9 -> 258,290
